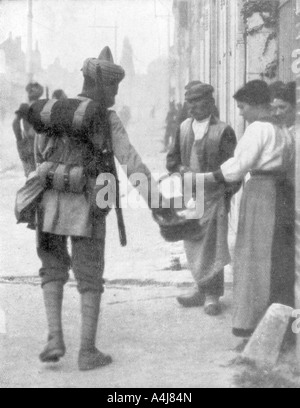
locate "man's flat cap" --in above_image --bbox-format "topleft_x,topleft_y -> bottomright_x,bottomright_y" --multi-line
185,83 -> 214,102
185,80 -> 203,91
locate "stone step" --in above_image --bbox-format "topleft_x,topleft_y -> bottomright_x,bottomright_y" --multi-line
241,304 -> 294,369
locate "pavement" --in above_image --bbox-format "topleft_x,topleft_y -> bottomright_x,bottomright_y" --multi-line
0,281 -> 241,388
0,168 -> 241,388
0,116 -> 243,388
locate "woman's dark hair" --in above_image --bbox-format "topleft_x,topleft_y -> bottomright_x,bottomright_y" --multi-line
234,80 -> 271,106
285,82 -> 296,106
271,81 -> 296,106
269,81 -> 285,100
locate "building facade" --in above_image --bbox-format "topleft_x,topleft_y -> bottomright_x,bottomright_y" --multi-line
172,0 -> 297,136
171,0 -> 298,230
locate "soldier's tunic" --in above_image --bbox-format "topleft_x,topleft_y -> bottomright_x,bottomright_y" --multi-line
35,101 -> 152,293
167,115 -> 238,296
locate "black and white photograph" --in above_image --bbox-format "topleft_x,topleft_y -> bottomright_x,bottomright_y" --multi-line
0,0 -> 299,389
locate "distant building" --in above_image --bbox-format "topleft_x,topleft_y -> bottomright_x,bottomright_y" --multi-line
32,41 -> 43,75
119,37 -> 136,80
0,31 -> 85,119
45,58 -> 82,97
0,33 -> 27,116
0,32 -> 26,75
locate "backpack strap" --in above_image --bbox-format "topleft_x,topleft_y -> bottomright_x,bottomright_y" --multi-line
72,99 -> 92,130
63,164 -> 72,193
40,100 -> 58,125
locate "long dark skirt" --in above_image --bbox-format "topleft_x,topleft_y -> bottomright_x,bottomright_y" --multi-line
233,175 -> 295,334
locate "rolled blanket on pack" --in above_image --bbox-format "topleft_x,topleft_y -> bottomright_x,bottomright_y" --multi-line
27,98 -> 102,139
36,162 -> 87,194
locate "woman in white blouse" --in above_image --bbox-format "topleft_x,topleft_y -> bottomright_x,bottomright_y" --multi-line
205,80 -> 295,338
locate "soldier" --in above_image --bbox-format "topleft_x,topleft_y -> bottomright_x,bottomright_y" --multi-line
33,47 -> 156,371
166,83 -> 238,316
12,82 -> 44,177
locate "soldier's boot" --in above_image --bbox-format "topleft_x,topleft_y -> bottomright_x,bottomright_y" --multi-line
39,281 -> 66,363
78,291 -> 112,372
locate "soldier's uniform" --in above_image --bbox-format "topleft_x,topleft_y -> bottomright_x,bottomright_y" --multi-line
33,47 -> 153,371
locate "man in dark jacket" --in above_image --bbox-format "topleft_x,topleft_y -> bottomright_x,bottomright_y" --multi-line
167,83 -> 238,315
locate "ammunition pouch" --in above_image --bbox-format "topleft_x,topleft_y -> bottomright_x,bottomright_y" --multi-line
37,162 -> 87,194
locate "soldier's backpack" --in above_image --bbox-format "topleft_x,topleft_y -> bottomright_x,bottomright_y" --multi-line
27,98 -> 112,194
15,98 -> 115,226
28,98 -> 102,141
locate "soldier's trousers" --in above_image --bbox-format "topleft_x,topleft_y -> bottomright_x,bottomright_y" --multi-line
37,233 -> 105,294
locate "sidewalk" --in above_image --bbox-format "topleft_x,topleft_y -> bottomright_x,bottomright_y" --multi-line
0,119 -> 299,388
0,280 -> 240,388
0,168 -> 241,388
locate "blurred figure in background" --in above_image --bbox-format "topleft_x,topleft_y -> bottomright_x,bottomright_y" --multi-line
176,101 -> 187,127
52,89 -> 68,100
176,101 -> 189,127
162,100 -> 178,153
12,82 -> 44,177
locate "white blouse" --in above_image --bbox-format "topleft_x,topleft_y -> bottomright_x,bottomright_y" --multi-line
220,121 -> 294,183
